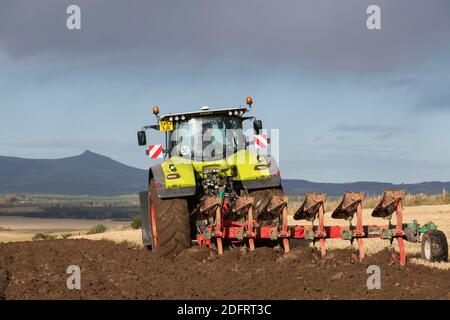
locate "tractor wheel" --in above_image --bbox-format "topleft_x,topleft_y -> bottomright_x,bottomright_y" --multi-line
148,178 -> 191,258
138,191 -> 152,250
420,230 -> 448,262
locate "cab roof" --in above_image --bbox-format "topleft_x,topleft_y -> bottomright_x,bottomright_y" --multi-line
159,106 -> 249,121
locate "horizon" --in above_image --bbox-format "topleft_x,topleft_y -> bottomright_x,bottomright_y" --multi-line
1,149 -> 449,185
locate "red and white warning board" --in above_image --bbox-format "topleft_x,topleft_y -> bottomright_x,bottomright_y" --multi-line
146,144 -> 163,159
254,134 -> 267,149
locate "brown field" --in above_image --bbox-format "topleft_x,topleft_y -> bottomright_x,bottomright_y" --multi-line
0,203 -> 449,300
1,239 -> 449,300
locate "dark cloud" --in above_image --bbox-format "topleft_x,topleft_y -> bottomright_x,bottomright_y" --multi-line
1,0 -> 449,71
388,77 -> 421,88
414,92 -> 450,111
330,124 -> 413,140
331,124 -> 395,133
387,76 -> 450,112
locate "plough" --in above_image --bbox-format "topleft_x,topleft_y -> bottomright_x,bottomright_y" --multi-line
195,189 -> 447,265
137,99 -> 448,263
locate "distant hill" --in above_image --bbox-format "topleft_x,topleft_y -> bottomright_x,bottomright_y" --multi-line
0,151 -> 448,196
0,151 -> 147,195
282,179 -> 450,197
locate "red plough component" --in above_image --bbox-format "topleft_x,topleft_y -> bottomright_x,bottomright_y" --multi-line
266,196 -> 290,253
331,192 -> 366,261
232,196 -> 255,251
372,190 -> 406,265
196,189 -> 410,265
294,193 -> 327,256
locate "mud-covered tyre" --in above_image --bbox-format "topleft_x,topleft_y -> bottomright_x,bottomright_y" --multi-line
139,191 -> 153,248
148,179 -> 191,258
421,230 -> 448,262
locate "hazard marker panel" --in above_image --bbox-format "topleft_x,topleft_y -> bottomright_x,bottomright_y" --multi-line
254,134 -> 267,149
146,144 -> 163,159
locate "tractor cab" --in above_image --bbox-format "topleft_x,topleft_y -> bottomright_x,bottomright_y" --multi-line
137,97 -> 263,162
164,107 -> 248,161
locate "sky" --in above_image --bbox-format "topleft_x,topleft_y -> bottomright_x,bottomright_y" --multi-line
1,0 -> 450,183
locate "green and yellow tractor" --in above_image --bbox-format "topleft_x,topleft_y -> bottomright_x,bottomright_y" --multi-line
137,97 -> 285,257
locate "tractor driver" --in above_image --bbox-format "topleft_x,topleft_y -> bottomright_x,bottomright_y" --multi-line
202,125 -> 225,160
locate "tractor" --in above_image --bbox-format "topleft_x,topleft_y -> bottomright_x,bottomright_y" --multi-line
137,97 -> 448,264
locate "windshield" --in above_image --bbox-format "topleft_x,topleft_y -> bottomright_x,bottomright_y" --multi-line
169,116 -> 245,161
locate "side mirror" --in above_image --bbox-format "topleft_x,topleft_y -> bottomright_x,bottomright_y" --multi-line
253,120 -> 263,134
137,131 -> 147,146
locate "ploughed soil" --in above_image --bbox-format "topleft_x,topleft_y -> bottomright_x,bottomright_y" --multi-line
0,239 -> 449,300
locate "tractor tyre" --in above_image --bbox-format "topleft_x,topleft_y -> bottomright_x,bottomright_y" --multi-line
148,178 -> 191,258
420,230 -> 448,262
138,191 -> 152,250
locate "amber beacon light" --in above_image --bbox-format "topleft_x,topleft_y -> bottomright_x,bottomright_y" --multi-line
152,105 -> 160,116
246,96 -> 253,107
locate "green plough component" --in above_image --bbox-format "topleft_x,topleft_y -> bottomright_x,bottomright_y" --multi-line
341,229 -> 352,241
419,222 -> 437,234
382,229 -> 393,240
